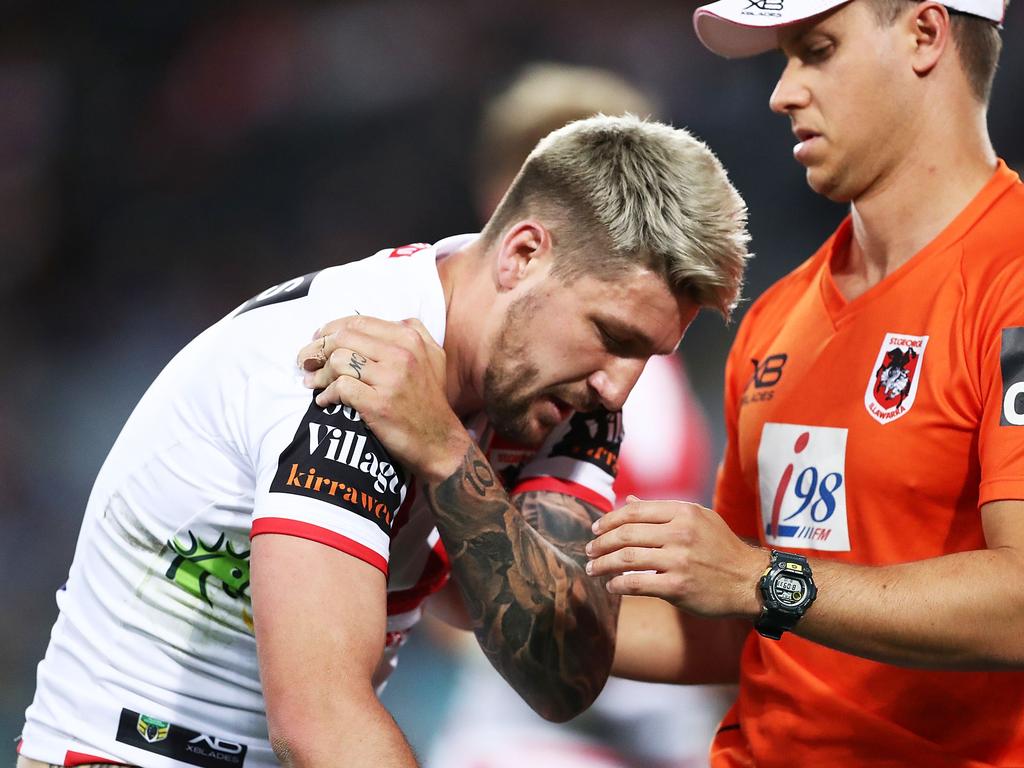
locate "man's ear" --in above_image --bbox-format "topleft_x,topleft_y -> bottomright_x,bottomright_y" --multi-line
909,2 -> 952,77
495,221 -> 552,291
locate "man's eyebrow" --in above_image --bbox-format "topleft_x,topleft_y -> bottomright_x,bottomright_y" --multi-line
596,316 -> 663,355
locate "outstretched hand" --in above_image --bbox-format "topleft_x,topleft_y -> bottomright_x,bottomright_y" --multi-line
586,496 -> 767,620
296,315 -> 469,483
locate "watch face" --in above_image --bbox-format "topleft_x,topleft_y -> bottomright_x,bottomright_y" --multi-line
770,573 -> 809,609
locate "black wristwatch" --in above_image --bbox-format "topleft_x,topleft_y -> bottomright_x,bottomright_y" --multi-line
755,550 -> 817,640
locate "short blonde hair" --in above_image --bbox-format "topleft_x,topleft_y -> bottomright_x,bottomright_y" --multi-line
481,114 -> 750,317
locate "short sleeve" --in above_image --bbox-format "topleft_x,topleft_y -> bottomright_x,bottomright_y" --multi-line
973,263 -> 1024,507
252,394 -> 410,577
511,409 -> 623,513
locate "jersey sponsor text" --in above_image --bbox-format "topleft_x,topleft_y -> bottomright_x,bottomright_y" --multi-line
271,397 -> 408,534
757,423 -> 850,552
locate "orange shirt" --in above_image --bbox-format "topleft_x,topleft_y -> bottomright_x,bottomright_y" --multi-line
712,161 -> 1024,767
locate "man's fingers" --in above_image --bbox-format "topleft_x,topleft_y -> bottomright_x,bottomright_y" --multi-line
297,315 -> 405,368
336,314 -> 429,348
301,346 -> 370,389
315,373 -> 376,410
297,334 -> 331,372
586,546 -> 669,578
399,318 -> 435,345
586,523 -> 668,558
299,316 -> 438,369
592,500 -> 685,535
604,571 -> 678,599
318,314 -> 409,342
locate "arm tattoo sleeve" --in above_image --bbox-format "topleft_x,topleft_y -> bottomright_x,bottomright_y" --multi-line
427,441 -> 620,722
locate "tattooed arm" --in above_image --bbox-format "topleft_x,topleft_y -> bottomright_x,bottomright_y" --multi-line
296,316 -> 619,720
428,443 -> 620,722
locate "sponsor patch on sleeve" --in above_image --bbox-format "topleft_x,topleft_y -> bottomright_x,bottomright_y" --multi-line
1000,327 -> 1024,426
549,409 -> 623,477
270,397 -> 408,534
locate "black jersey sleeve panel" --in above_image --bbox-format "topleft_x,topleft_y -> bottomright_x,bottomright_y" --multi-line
269,395 -> 408,536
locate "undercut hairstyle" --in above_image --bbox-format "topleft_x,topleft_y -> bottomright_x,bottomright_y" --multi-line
479,114 -> 750,318
866,0 -> 1006,102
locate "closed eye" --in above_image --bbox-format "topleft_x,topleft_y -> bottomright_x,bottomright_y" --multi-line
597,324 -> 628,354
597,323 -> 647,358
802,40 -> 834,64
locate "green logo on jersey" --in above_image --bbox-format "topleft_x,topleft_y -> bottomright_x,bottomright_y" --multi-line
137,713 -> 170,744
165,531 -> 251,606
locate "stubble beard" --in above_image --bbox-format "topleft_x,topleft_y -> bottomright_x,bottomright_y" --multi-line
482,292 -> 547,446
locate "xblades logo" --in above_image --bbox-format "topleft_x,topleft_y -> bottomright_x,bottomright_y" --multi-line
745,0 -> 784,9
188,735 -> 245,763
742,354 -> 787,406
751,354 -> 787,388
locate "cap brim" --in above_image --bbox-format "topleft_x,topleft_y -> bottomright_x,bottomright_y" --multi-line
693,0 -> 851,59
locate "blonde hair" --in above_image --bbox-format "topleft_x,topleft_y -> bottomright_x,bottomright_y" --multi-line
480,114 -> 750,317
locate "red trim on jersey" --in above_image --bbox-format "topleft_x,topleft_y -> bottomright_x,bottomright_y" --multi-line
512,476 -> 613,512
388,243 -> 430,258
65,751 -> 129,767
387,537 -> 450,615
251,518 -> 388,576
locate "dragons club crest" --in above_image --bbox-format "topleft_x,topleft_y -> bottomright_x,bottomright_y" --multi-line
864,332 -> 929,424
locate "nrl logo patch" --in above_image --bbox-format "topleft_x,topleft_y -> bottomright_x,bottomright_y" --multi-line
137,713 -> 170,744
864,333 -> 929,424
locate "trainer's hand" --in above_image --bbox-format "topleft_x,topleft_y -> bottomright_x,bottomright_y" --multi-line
296,315 -> 470,483
586,497 -> 768,620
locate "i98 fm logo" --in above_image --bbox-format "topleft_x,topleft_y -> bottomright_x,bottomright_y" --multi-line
757,423 -> 850,552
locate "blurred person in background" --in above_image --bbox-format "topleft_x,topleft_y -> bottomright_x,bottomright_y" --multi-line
426,63 -> 735,768
17,115 -> 749,768
588,0 -> 1024,765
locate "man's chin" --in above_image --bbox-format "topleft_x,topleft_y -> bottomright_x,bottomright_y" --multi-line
490,413 -> 557,449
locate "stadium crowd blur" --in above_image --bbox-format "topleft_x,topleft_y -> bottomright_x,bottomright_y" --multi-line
3,0 -> 1023,755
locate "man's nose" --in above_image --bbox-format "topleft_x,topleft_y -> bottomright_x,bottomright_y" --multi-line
769,58 -> 810,115
588,358 -> 646,412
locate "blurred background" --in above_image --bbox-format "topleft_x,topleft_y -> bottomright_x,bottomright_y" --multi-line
2,0 -> 1022,762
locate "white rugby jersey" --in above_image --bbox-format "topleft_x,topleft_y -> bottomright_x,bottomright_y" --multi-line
20,236 -> 621,768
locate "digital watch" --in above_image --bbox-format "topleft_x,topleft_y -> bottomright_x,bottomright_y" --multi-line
755,550 -> 817,640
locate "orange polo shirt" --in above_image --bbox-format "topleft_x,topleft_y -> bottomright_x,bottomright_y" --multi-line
712,161 -> 1024,767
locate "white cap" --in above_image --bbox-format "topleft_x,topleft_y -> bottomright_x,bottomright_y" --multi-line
693,0 -> 1005,59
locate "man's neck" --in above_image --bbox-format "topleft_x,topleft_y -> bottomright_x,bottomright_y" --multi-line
834,111 -> 996,301
436,239 -> 489,417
